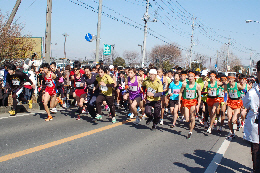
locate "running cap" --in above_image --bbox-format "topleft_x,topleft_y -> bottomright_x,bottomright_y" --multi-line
201,70 -> 208,76
149,69 -> 157,75
109,65 -> 114,70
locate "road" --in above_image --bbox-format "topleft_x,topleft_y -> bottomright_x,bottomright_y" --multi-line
0,108 -> 253,173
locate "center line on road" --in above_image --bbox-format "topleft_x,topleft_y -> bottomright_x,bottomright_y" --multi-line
0,119 -> 135,163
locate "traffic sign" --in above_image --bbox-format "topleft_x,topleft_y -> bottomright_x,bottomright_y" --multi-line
103,44 -> 111,55
85,33 -> 94,42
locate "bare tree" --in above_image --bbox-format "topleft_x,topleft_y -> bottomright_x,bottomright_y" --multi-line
123,50 -> 139,67
149,43 -> 182,70
217,45 -> 241,71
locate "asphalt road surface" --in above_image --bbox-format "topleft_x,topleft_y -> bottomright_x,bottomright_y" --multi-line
0,108 -> 253,173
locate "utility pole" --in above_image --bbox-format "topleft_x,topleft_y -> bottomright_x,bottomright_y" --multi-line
45,0 -> 52,63
189,15 -> 195,69
142,0 -> 149,68
142,0 -> 157,68
96,0 -> 103,63
226,38 -> 230,72
62,33 -> 68,70
3,0 -> 22,31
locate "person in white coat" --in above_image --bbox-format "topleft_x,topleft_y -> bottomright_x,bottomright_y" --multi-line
243,60 -> 260,173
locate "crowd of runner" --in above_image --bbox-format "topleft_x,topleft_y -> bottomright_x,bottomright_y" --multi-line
1,60 -> 258,141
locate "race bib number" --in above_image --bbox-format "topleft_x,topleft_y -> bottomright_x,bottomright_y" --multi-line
75,82 -> 81,88
172,89 -> 180,95
121,82 -> 125,89
46,81 -> 53,87
163,83 -> 166,90
186,90 -> 195,99
208,89 -> 217,97
147,87 -> 156,94
100,85 -> 108,92
12,79 -> 20,86
129,86 -> 137,91
229,90 -> 238,99
89,84 -> 94,89
240,93 -> 245,99
219,90 -> 224,97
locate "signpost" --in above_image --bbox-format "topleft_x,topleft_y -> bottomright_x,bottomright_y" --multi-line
103,44 -> 111,56
85,33 -> 95,42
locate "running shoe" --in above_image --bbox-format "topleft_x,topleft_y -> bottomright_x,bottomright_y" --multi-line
112,117 -> 116,123
151,124 -> 157,131
76,115 -> 81,120
226,133 -> 235,139
204,122 -> 208,128
146,117 -> 153,125
170,124 -> 175,128
134,116 -> 140,125
207,127 -> 212,134
95,114 -> 102,120
50,108 -> 57,113
165,108 -> 169,113
160,119 -> 164,125
142,113 -> 147,120
187,132 -> 192,139
163,111 -> 168,116
128,113 -> 134,119
92,118 -> 97,123
82,109 -> 86,114
45,116 -> 53,121
9,110 -> 16,116
137,107 -> 140,112
62,102 -> 67,108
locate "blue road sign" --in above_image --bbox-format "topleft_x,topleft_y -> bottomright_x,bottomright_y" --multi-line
85,33 -> 93,42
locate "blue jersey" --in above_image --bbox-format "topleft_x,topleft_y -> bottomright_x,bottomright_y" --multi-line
169,81 -> 182,100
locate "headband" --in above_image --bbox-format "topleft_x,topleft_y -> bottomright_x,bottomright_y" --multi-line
227,76 -> 236,79
188,72 -> 195,75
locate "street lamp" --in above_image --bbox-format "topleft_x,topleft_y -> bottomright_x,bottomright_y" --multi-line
245,20 -> 260,24
51,43 -> 57,61
138,44 -> 143,66
62,33 -> 69,70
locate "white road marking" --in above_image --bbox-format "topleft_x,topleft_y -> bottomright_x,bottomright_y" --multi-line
204,138 -> 232,173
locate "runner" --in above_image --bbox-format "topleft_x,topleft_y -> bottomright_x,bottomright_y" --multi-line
142,69 -> 163,131
6,64 -> 35,116
126,67 -> 143,125
157,68 -> 168,125
196,70 -> 208,127
217,73 -> 228,131
226,73 -> 245,138
179,70 -> 201,139
204,71 -> 223,133
71,62 -> 86,120
42,63 -> 56,121
238,74 -> 249,129
96,66 -> 116,123
50,62 -> 65,112
84,66 -> 99,122
168,72 -> 182,128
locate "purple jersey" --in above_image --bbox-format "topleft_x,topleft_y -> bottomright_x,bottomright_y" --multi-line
128,76 -> 141,100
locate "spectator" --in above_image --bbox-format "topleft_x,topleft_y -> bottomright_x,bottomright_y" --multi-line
243,60 -> 260,173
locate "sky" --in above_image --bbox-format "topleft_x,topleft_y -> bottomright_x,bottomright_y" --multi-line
1,0 -> 260,67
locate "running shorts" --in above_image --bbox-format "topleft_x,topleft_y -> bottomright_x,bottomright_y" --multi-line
227,99 -> 243,110
182,99 -> 198,109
